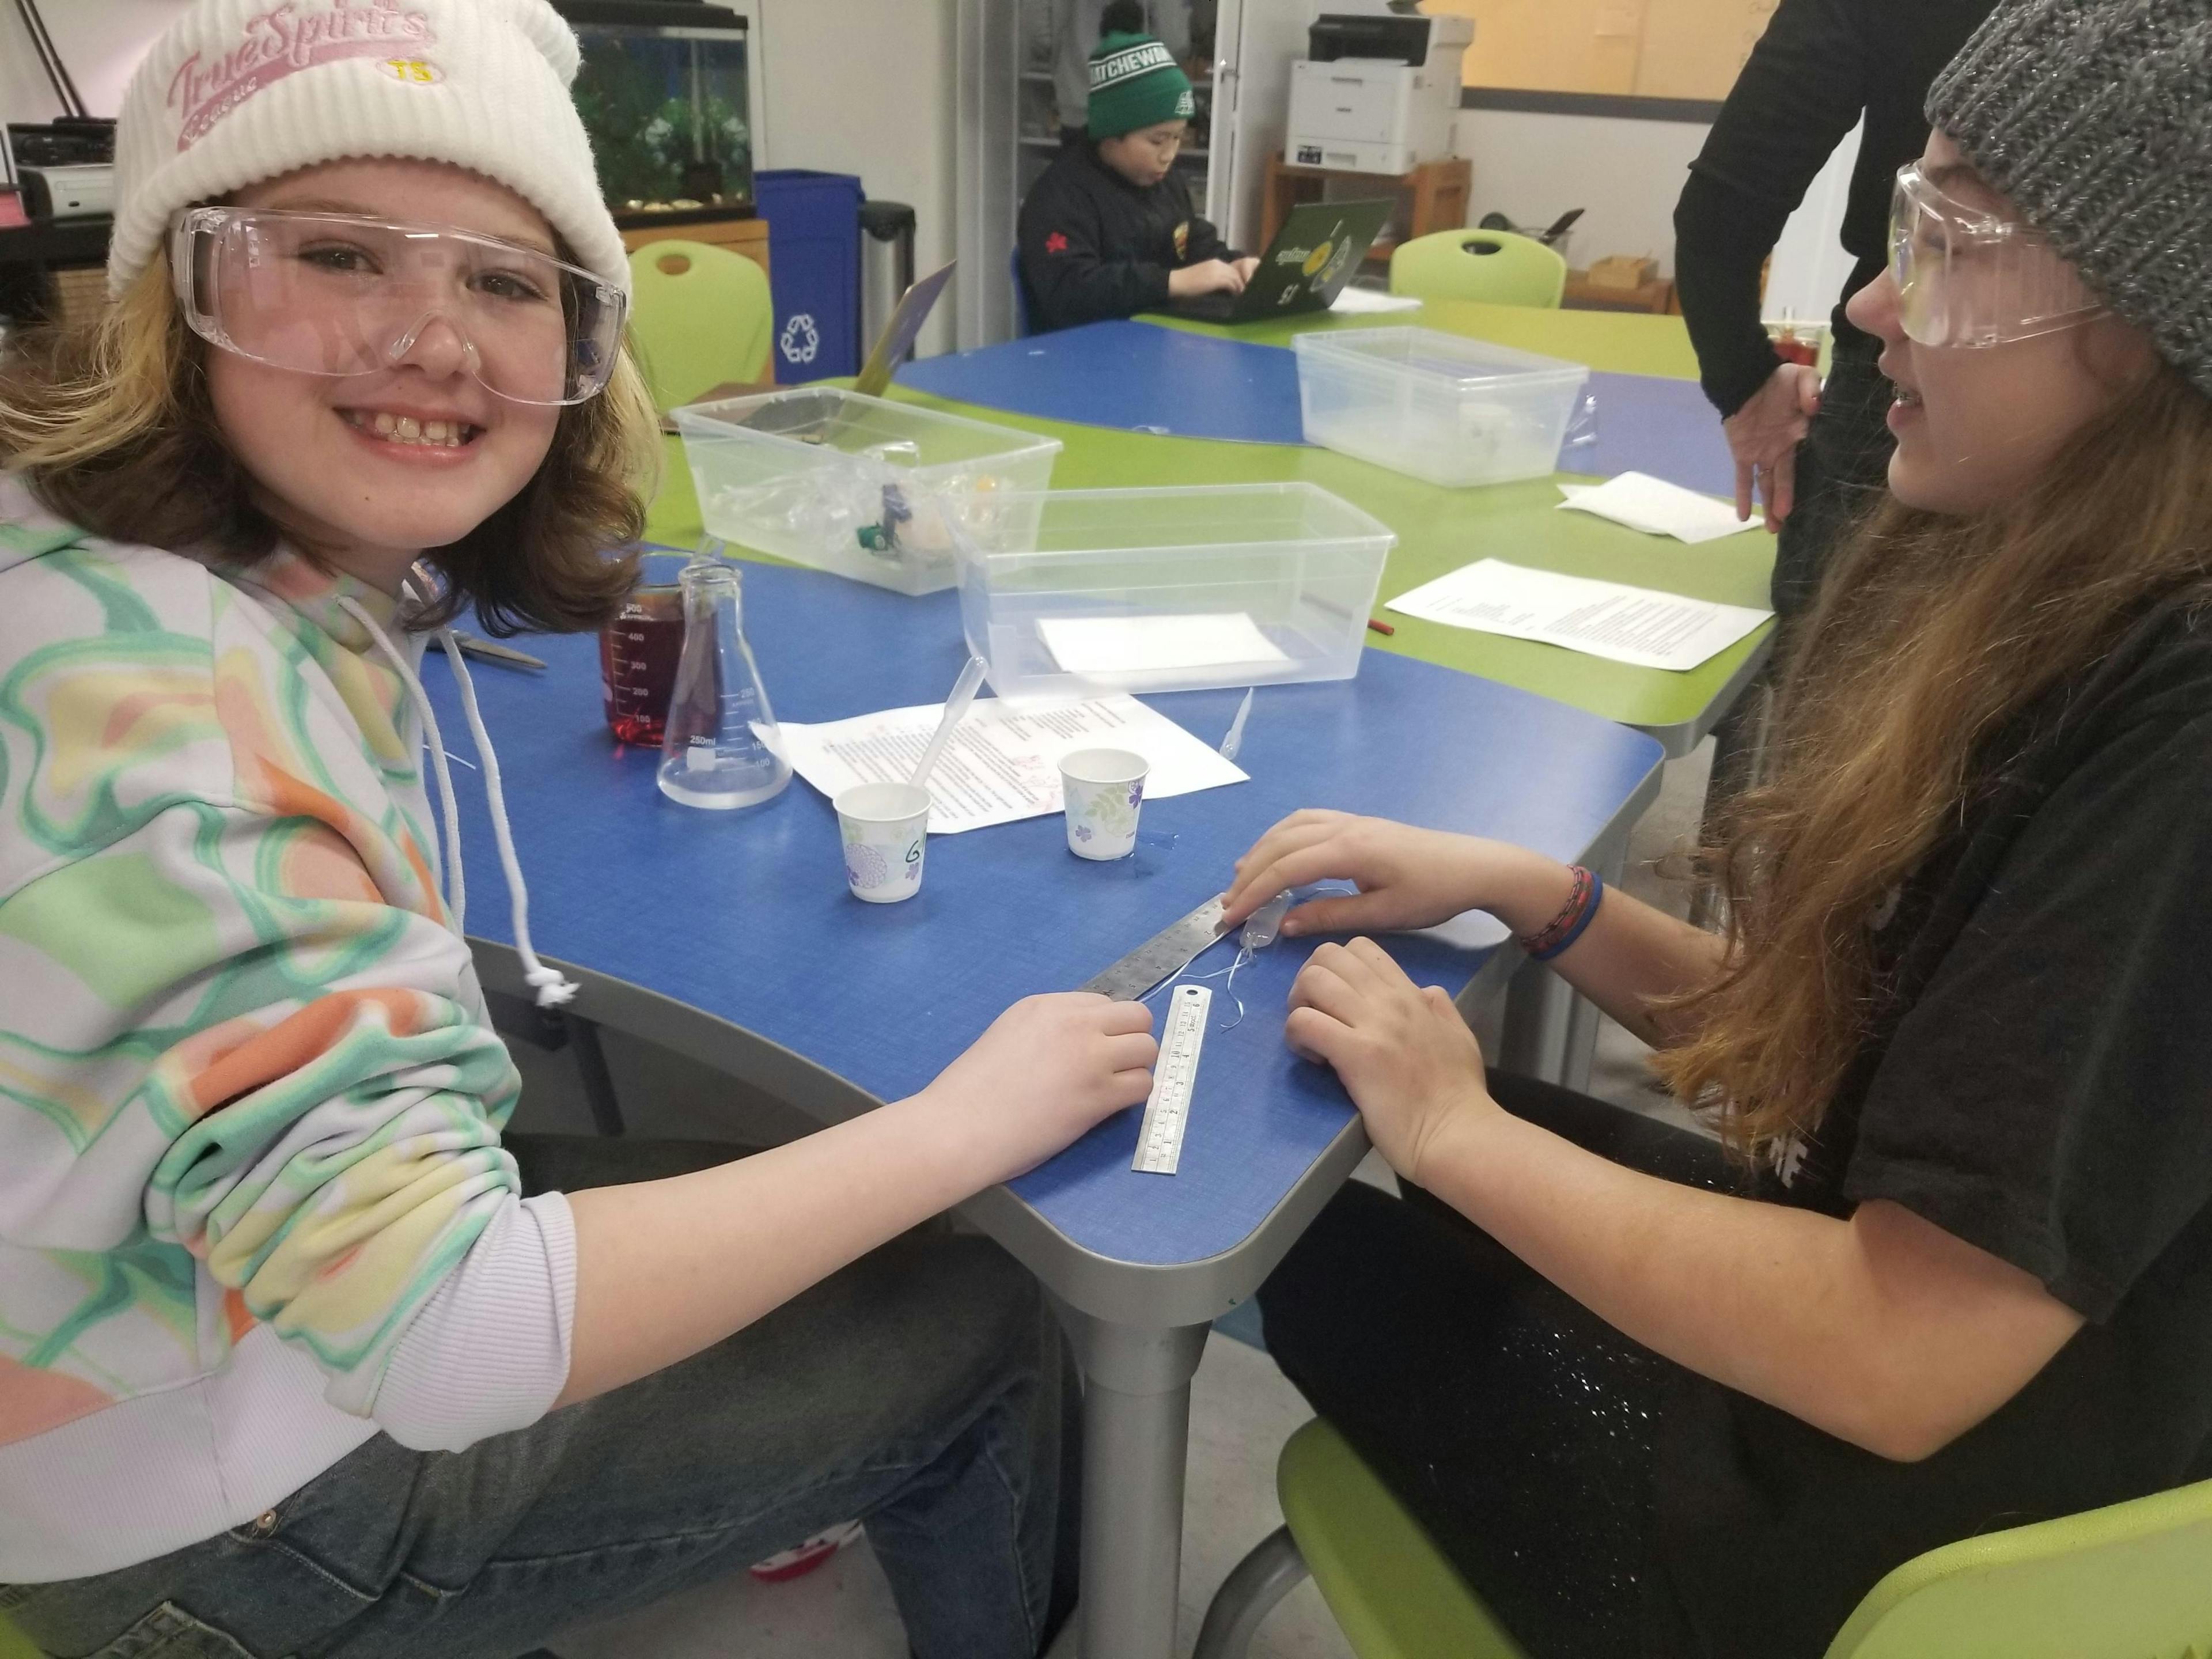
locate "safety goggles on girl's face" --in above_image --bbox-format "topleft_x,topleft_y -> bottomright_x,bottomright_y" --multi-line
169,207 -> 627,406
1888,161 -> 2105,350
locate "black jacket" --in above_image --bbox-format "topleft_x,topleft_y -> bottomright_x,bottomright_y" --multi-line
1672,0 -> 1997,418
1017,143 -> 1238,333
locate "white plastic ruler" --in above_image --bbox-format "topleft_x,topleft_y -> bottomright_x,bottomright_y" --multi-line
1133,983 -> 1211,1175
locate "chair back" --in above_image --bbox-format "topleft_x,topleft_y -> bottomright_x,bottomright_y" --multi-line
1824,1475 -> 2212,1659
1277,1419 -> 1529,1659
1388,229 -> 1567,308
625,238 -> 774,408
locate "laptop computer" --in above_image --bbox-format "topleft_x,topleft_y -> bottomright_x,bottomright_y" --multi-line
1163,197 -> 1394,324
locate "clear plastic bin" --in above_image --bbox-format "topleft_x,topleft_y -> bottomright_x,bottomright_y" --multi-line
672,388 -> 1062,595
957,484 -> 1396,698
1293,327 -> 1592,488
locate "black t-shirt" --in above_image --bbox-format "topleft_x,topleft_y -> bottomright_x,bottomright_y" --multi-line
1649,600 -> 2212,1658
1016,143 -> 1236,334
1672,0 -> 1996,419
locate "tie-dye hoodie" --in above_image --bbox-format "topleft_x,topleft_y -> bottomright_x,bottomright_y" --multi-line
0,477 -> 575,1582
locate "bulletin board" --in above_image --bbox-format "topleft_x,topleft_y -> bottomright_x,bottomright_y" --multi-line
1425,0 -> 1781,102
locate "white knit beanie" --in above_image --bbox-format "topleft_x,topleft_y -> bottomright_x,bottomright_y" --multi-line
106,0 -> 627,299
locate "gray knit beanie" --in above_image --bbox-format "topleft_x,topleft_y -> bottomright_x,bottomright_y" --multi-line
1927,0 -> 2212,396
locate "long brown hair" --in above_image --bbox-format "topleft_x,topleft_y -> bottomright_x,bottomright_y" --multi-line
1658,363 -> 2212,1158
0,259 -> 660,635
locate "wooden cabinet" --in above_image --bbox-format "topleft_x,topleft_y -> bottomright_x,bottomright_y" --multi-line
617,213 -> 771,283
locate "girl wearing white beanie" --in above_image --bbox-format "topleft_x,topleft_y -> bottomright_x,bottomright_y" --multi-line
0,2 -> 1147,1653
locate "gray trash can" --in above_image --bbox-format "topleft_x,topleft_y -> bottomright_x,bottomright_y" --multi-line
858,198 -> 917,358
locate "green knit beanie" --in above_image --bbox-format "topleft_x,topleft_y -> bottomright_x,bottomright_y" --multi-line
1086,32 -> 1195,140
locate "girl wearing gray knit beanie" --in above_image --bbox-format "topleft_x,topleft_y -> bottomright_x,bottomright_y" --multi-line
1224,3 -> 2212,1656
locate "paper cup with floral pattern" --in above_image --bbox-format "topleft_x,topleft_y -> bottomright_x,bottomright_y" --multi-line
835,781 -> 931,903
1059,748 -> 1149,861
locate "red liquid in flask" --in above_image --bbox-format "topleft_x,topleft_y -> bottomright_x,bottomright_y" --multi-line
599,585 -> 685,747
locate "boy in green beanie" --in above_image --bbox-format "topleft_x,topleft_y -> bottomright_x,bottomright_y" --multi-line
1017,8 -> 1256,332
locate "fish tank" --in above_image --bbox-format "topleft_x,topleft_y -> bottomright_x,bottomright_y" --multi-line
554,1 -> 754,219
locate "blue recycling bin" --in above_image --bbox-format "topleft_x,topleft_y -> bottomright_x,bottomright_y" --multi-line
754,169 -> 862,381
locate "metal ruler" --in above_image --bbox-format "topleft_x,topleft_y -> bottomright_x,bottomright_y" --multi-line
1079,896 -> 1230,1000
1133,984 -> 1210,1175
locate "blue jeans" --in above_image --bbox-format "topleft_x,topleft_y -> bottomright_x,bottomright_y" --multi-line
5,1137 -> 1081,1659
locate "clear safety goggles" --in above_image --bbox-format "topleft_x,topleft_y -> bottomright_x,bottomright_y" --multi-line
170,206 -> 627,406
1888,161 -> 2104,349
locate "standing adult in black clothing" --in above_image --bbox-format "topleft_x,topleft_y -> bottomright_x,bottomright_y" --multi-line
1219,2 -> 2212,1655
1018,6 -> 1252,334
1674,0 -> 1995,618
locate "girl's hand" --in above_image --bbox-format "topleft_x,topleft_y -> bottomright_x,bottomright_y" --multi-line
1223,810 -> 1570,940
1286,938 -> 1498,1184
1232,256 -> 1260,284
921,994 -> 1157,1183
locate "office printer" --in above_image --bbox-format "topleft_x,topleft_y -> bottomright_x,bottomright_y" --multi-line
1286,7 -> 1473,176
7,118 -> 118,221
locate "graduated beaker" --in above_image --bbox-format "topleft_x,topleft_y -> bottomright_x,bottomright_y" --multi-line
656,559 -> 793,810
599,579 -> 684,745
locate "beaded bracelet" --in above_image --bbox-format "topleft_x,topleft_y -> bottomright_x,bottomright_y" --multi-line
1516,865 -> 1604,963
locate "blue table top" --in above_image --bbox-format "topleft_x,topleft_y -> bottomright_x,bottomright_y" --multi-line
894,319 -> 1737,498
429,555 -> 1661,1270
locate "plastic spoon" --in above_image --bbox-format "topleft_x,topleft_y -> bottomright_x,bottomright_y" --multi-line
909,654 -> 990,794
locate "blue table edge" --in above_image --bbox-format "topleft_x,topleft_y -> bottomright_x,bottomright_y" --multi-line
471,937 -> 1521,1330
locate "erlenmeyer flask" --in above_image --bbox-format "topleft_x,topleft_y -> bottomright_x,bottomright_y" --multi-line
656,558 -> 793,810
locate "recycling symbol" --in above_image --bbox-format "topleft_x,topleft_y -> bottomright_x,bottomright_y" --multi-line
781,313 -> 820,365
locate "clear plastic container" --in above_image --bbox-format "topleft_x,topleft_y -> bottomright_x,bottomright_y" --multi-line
1293,327 -> 1592,488
956,484 -> 1396,699
673,388 -> 1061,595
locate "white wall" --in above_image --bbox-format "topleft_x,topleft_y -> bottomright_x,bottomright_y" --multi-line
1448,103 -> 1859,321
1448,105 -> 1709,278
754,0 -> 959,358
1,1 -> 188,150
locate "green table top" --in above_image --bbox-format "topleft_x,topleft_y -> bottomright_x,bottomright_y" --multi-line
643,304 -> 1770,755
1146,296 -> 1706,382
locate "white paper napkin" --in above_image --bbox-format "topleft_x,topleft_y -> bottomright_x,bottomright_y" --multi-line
1556,472 -> 1761,544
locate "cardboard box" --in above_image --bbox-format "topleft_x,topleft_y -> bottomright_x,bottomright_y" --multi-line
1587,254 -> 1660,290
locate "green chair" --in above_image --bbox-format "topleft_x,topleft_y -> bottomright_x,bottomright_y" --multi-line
624,238 -> 774,410
0,1610 -> 43,1659
1388,228 -> 1567,309
1195,1417 -> 2212,1659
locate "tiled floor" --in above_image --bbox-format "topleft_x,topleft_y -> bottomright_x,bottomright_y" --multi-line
530,741 -> 1718,1658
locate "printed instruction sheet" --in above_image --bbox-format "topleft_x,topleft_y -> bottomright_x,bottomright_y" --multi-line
779,694 -> 1248,834
1385,559 -> 1771,671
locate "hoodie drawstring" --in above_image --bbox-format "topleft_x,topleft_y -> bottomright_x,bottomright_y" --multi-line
339,596 -> 578,1010
438,630 -> 578,1008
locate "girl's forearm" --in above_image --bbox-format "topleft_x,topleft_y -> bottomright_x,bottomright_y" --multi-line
552,1087 -> 990,1408
1416,1111 -> 2080,1461
1482,847 -> 1725,1045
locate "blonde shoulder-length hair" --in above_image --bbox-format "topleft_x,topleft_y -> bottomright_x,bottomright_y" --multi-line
1658,363 -> 2212,1160
0,255 -> 662,635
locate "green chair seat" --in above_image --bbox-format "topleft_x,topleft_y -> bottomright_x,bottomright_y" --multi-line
1389,229 -> 1566,309
626,237 -> 774,411
0,1610 -> 44,1658
1200,1415 -> 2212,1659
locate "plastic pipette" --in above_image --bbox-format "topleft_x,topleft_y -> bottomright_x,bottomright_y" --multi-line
1219,687 -> 1253,763
908,655 -> 989,794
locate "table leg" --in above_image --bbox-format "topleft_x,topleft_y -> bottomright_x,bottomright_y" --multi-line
1052,1300 -> 1213,1659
